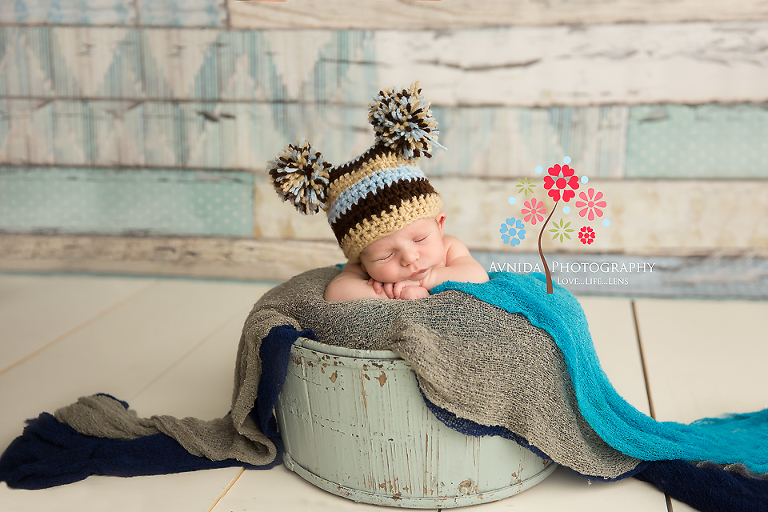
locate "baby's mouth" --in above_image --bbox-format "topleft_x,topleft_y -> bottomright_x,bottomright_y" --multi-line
409,268 -> 429,279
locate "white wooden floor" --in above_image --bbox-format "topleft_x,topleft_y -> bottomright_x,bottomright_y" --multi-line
0,273 -> 765,512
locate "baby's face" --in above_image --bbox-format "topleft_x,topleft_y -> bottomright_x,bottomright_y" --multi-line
359,215 -> 446,284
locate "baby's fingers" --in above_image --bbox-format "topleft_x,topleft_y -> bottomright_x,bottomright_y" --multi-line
392,281 -> 408,299
400,286 -> 429,300
368,278 -> 384,295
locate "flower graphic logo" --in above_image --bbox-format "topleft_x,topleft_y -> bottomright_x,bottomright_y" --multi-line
521,198 -> 546,225
500,156 -> 611,293
500,218 -> 526,246
516,177 -> 536,196
543,164 -> 580,202
575,188 -> 606,221
549,218 -> 574,243
578,226 -> 596,245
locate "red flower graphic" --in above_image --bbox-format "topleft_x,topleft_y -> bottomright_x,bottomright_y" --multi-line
575,188 -> 607,221
578,226 -> 596,245
521,197 -> 547,225
543,164 -> 580,202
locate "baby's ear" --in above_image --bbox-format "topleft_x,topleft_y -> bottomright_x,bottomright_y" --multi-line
435,212 -> 447,233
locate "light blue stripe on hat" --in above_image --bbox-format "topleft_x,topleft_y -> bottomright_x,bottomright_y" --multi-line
327,164 -> 425,225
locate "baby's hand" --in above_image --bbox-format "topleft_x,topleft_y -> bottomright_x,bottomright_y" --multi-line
368,277 -> 389,297
368,278 -> 399,299
398,285 -> 429,300
368,278 -> 426,299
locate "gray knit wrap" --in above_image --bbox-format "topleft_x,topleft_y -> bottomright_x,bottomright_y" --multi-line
56,266 -> 642,479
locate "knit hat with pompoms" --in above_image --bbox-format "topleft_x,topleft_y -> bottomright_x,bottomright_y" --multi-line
267,82 -> 444,262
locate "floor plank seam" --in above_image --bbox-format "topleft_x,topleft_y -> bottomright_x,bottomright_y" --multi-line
631,300 -> 657,420
631,300 -> 675,512
206,467 -> 245,512
0,281 -> 161,377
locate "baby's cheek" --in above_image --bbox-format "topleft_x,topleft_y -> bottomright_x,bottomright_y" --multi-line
381,263 -> 405,283
366,265 -> 392,283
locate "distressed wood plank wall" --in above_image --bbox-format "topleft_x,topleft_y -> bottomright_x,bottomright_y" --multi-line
0,0 -> 767,297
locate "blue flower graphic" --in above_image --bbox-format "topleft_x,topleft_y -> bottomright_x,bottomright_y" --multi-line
499,217 -> 526,246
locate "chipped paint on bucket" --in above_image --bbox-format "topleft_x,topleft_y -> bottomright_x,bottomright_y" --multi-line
275,337 -> 556,508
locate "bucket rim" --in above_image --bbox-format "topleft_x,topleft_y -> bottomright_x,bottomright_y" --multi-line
295,336 -> 402,360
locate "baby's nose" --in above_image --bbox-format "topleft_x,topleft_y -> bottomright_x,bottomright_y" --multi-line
401,249 -> 418,266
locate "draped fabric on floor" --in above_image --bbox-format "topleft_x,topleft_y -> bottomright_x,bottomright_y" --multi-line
2,267 -> 766,511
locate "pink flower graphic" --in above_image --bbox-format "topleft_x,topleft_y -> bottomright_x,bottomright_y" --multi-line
575,188 -> 607,221
521,197 -> 547,225
578,226 -> 596,245
543,164 -> 580,202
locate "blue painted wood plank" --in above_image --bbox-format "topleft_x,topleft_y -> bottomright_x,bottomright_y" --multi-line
0,0 -> 136,25
0,0 -> 228,27
430,105 -> 627,178
626,104 -> 768,179
0,26 -> 376,103
48,28 -> 144,99
0,167 -> 253,237
137,0 -> 226,27
0,27 -> 55,98
7,95 -> 768,181
0,98 -> 628,178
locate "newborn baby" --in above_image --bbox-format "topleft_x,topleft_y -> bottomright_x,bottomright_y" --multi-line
267,82 -> 487,301
324,212 -> 487,300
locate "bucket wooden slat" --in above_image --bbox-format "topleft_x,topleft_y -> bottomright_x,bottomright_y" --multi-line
275,337 -> 556,508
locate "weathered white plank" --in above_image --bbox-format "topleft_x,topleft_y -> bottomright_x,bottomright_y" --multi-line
367,22 -> 768,106
0,234 -> 345,281
229,0 -> 768,29
3,244 -> 764,299
4,23 -> 768,106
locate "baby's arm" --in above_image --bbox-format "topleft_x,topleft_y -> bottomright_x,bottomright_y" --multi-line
420,235 -> 489,291
324,263 -> 391,301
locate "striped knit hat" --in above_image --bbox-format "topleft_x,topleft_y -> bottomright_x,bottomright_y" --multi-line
268,82 -> 444,261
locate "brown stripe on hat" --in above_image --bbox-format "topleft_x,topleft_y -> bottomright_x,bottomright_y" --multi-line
340,193 -> 443,261
330,177 -> 437,245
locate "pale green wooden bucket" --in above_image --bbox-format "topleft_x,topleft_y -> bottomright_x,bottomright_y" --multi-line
275,337 -> 556,508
